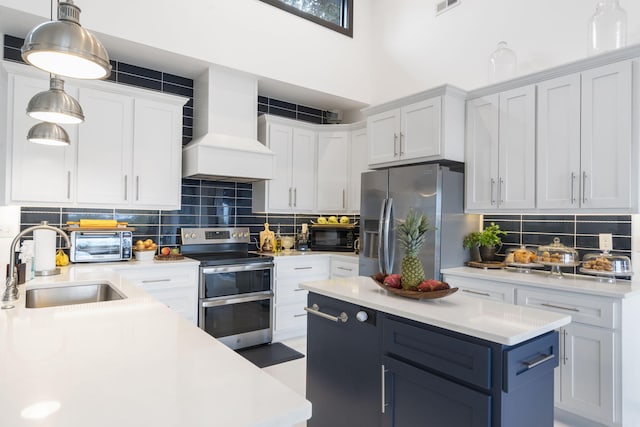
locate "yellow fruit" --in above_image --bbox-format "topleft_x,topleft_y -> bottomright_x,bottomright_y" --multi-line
328,216 -> 338,224
56,250 -> 69,266
340,216 -> 349,224
135,240 -> 144,246
144,239 -> 153,248
317,217 -> 327,224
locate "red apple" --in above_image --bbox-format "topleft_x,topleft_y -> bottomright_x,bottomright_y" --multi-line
160,247 -> 171,256
383,274 -> 402,289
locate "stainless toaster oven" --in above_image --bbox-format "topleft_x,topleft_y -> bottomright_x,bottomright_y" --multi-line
69,230 -> 133,262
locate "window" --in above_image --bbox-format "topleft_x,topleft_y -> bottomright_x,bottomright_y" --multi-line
260,0 -> 353,37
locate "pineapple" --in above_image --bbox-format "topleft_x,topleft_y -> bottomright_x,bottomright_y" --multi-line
397,209 -> 430,290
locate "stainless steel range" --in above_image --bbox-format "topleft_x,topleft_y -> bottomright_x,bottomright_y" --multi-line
180,227 -> 274,350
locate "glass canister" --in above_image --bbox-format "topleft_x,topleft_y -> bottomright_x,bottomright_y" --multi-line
536,238 -> 579,278
588,0 -> 627,55
488,41 -> 517,83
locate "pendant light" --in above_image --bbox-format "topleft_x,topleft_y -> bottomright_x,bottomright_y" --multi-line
21,0 -> 112,80
27,122 -> 70,146
27,76 -> 84,124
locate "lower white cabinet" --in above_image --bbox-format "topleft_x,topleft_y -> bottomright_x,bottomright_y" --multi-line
443,270 -> 638,427
330,256 -> 358,278
273,256 -> 330,341
117,263 -> 199,325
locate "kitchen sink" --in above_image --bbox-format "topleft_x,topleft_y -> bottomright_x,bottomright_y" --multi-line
25,283 -> 126,309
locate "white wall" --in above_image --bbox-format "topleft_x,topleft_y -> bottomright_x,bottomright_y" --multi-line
369,0 -> 640,103
0,206 -> 20,281
0,0 -> 375,106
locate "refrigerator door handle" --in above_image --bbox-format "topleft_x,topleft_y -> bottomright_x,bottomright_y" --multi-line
384,198 -> 395,273
377,198 -> 387,274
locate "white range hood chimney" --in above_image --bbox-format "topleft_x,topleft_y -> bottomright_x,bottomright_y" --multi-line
182,65 -> 275,182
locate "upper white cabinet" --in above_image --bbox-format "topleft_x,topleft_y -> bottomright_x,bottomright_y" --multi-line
253,115 -> 367,214
537,61 -> 632,211
253,117 -> 316,212
7,74 -> 78,205
3,62 -> 187,210
465,85 -> 536,212
363,85 -> 466,169
316,131 -> 349,211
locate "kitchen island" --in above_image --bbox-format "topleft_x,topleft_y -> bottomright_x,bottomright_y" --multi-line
299,276 -> 571,427
0,267 -> 311,427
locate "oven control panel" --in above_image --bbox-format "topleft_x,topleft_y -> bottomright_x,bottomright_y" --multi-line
180,227 -> 250,245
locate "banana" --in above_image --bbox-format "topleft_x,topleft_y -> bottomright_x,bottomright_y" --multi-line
56,250 -> 69,266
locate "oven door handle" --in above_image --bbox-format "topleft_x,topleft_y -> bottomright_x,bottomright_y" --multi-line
201,262 -> 274,274
201,291 -> 274,308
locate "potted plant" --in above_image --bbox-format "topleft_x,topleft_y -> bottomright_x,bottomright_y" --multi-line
463,223 -> 507,262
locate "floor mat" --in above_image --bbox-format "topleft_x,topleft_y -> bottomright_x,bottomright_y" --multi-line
237,342 -> 305,368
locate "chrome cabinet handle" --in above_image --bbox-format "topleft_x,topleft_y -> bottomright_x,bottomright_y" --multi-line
124,175 -> 128,201
582,171 -> 588,204
304,304 -> 348,323
293,313 -> 307,318
294,188 -> 297,207
136,176 -> 140,201
293,288 -> 306,291
490,178 -> 496,206
67,170 -> 71,199
288,188 -> 292,207
562,329 -> 568,365
399,132 -> 404,155
570,172 -> 576,204
381,364 -> 389,413
462,289 -> 491,297
337,266 -> 353,271
541,302 -> 580,312
141,278 -> 171,284
499,177 -> 504,205
393,133 -> 398,156
523,353 -> 555,369
294,266 -> 313,270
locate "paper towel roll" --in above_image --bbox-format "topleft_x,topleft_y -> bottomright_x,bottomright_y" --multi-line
34,229 -> 56,273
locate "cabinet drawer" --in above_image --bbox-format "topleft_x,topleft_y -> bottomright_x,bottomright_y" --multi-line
275,303 -> 307,332
444,275 -> 516,303
330,258 -> 358,278
503,331 -> 558,392
275,278 -> 308,305
516,288 -> 617,328
383,317 -> 492,390
276,257 -> 330,279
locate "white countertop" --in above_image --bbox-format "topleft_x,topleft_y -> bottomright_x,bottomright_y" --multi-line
442,266 -> 640,298
271,250 -> 358,260
0,268 -> 311,427
299,276 -> 570,346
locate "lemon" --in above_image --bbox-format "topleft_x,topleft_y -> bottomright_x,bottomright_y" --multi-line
328,216 -> 338,224
340,216 -> 350,224
317,217 -> 328,224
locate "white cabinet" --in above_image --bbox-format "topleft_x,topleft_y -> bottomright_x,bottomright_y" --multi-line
316,131 -> 349,212
537,61 -> 633,210
363,86 -> 465,169
465,85 -> 536,212
253,117 -> 316,212
444,275 -> 515,303
7,74 -> 78,204
273,256 -> 330,341
118,263 -> 199,325
330,256 -> 358,278
347,127 -> 368,213
3,62 -> 186,209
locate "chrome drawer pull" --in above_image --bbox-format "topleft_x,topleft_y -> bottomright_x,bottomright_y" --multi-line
304,304 -> 348,323
462,289 -> 491,297
381,364 -> 389,413
293,313 -> 307,318
141,278 -> 171,283
294,266 -> 313,270
337,266 -> 353,271
523,353 -> 555,369
541,302 -> 580,312
293,288 -> 306,292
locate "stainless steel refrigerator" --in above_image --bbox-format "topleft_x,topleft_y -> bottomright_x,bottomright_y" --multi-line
359,163 -> 479,280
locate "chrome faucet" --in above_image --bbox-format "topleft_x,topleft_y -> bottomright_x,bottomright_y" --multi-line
2,221 -> 71,305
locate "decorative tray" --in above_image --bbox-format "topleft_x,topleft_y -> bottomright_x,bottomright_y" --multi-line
466,261 -> 505,269
371,275 -> 458,300
155,254 -> 185,261
579,267 -> 632,277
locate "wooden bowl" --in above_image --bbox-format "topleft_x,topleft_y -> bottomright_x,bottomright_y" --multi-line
371,275 -> 458,300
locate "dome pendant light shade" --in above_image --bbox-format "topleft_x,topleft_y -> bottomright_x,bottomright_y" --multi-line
21,1 -> 111,80
27,76 -> 84,124
27,122 -> 70,146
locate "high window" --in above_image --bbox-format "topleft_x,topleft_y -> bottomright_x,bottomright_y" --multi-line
260,0 -> 353,37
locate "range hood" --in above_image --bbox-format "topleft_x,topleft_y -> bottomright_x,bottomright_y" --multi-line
182,65 -> 274,182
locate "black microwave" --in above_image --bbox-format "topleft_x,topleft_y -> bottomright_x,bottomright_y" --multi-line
309,225 -> 356,252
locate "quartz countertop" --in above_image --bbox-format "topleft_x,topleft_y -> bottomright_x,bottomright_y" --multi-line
299,276 -> 570,346
442,266 -> 640,298
270,250 -> 358,259
0,268 -> 311,427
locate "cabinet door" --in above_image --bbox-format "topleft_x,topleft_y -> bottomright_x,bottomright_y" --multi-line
348,127 -> 368,213
290,127 -> 316,211
76,88 -> 134,205
400,97 -> 442,160
465,95 -> 499,211
266,123 -> 293,211
383,356 -> 491,427
559,324 -> 615,426
316,131 -> 349,211
580,61 -> 632,209
9,75 -> 77,204
367,109 -> 400,166
132,98 -> 182,208
498,85 -> 536,210
537,74 -> 582,209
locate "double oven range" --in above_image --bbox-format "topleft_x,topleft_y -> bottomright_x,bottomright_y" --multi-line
180,227 -> 274,350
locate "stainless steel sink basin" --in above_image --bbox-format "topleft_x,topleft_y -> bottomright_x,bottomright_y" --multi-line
25,283 -> 126,308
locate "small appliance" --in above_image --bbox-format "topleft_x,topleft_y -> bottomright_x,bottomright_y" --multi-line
309,224 -> 356,252
69,229 -> 133,263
